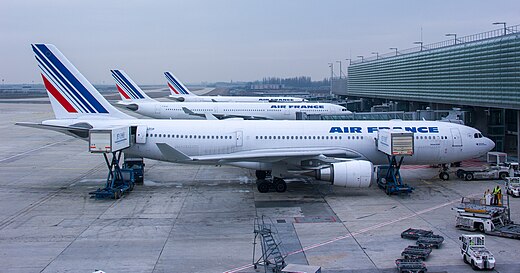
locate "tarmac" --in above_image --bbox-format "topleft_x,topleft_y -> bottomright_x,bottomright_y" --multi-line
1,101 -> 519,273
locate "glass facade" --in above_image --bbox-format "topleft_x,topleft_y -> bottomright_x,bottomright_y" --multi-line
347,33 -> 520,110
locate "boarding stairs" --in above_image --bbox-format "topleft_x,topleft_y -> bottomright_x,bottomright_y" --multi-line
253,216 -> 286,272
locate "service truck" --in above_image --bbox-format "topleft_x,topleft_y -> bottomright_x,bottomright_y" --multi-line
455,197 -> 520,239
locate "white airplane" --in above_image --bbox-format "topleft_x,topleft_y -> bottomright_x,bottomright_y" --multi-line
165,71 -> 308,102
18,44 -> 495,193
112,69 -> 347,120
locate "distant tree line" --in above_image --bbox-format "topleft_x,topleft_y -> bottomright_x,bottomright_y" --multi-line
251,76 -> 330,88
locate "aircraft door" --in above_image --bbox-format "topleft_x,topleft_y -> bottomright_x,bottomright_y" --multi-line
236,131 -> 243,147
155,105 -> 161,115
450,128 -> 463,147
136,125 -> 147,144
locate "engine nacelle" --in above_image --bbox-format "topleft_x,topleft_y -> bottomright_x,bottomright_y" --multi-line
316,160 -> 373,188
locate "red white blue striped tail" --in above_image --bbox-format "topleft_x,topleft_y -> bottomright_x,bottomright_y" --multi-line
164,71 -> 192,96
32,44 -> 131,119
111,69 -> 154,102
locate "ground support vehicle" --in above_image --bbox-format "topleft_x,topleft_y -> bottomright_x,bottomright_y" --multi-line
401,228 -> 433,240
506,177 -> 520,197
416,235 -> 444,249
459,234 -> 495,270
376,131 -> 415,194
376,157 -> 414,195
89,151 -> 135,199
122,157 -> 145,184
455,165 -> 510,181
455,198 -> 520,239
401,246 -> 432,260
395,259 -> 427,273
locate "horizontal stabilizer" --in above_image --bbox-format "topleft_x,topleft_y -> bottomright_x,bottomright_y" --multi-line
15,122 -> 92,139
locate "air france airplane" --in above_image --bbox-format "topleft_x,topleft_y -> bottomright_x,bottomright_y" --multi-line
18,44 -> 495,193
165,71 -> 308,103
113,69 -> 347,120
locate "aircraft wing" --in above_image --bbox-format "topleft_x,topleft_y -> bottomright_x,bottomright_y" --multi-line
181,107 -> 270,120
156,143 -> 362,164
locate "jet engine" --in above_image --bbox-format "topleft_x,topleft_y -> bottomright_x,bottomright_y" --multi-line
315,160 -> 373,187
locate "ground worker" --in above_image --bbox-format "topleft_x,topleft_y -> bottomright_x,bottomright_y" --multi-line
485,189 -> 492,205
497,186 -> 502,206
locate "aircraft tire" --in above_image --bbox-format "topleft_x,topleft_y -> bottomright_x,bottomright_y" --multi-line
274,178 -> 287,193
439,172 -> 449,181
465,173 -> 474,181
257,180 -> 270,193
499,172 -> 508,180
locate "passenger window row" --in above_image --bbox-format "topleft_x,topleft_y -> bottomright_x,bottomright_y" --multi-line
416,135 -> 448,140
254,135 -> 362,140
147,133 -> 232,140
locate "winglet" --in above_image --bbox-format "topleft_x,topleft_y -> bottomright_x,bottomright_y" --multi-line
156,143 -> 193,162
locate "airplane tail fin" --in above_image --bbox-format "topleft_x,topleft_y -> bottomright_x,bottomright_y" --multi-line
31,44 -> 133,120
164,71 -> 193,96
111,69 -> 155,102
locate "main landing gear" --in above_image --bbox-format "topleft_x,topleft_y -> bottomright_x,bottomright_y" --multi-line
255,170 -> 287,193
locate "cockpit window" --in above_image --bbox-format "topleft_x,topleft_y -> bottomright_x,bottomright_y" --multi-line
474,133 -> 484,138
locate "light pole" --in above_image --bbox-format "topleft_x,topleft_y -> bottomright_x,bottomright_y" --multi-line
357,55 -> 364,62
414,41 -> 423,51
493,22 -> 507,35
445,33 -> 458,45
371,52 -> 379,59
336,61 -> 342,79
328,62 -> 333,95
389,47 -> 398,56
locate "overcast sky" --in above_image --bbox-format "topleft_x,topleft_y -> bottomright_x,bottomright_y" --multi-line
1,0 -> 519,84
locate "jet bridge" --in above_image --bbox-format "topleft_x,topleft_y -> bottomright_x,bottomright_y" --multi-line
376,130 -> 415,195
88,126 -> 140,199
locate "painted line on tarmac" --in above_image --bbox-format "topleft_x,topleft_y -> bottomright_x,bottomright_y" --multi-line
224,195 -> 475,273
0,140 -> 69,163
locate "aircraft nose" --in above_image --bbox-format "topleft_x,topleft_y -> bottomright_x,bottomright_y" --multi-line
487,137 -> 495,151
481,137 -> 495,152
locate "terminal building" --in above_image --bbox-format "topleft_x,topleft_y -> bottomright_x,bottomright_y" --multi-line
334,25 -> 520,156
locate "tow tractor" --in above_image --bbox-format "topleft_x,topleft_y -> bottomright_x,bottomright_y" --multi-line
455,152 -> 514,181
506,177 -> 520,197
459,234 -> 495,270
87,126 -> 142,199
376,130 -> 414,195
454,196 -> 520,239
